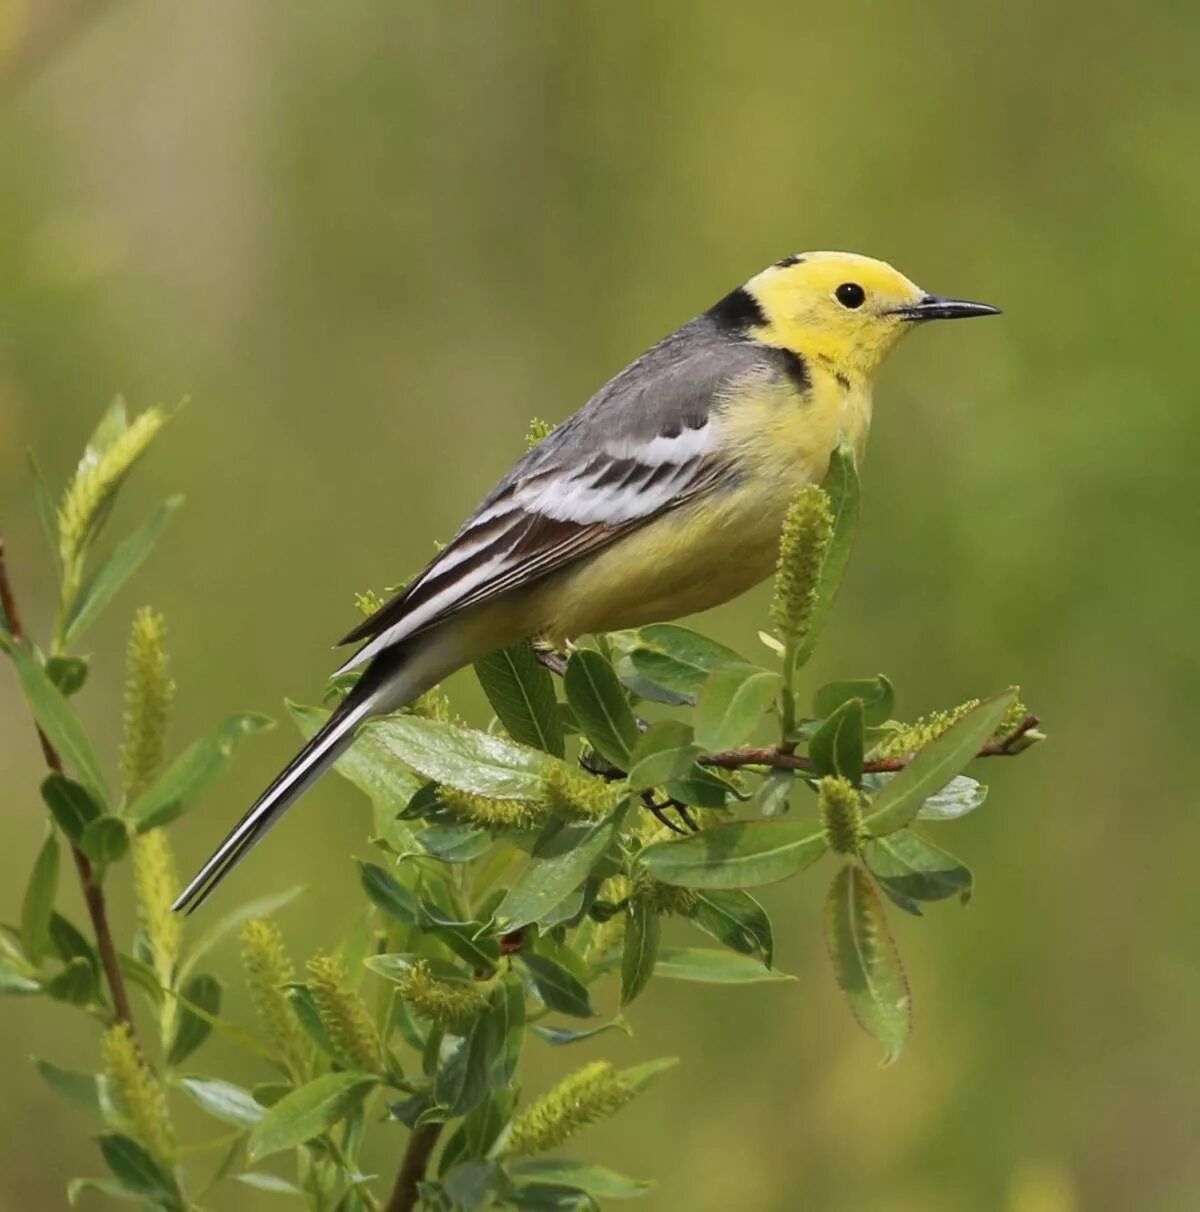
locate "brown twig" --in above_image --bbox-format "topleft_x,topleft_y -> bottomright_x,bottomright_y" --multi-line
0,535 -> 135,1029
698,713 -> 1042,775
386,1122 -> 443,1212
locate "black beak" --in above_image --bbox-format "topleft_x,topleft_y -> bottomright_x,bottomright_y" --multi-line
894,294 -> 1001,322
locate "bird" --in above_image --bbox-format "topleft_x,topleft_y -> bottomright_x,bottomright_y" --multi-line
173,250 -> 999,913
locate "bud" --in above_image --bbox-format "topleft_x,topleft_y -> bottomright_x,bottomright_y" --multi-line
525,417 -> 553,450
241,918 -> 309,1079
769,485 -> 833,646
121,608 -> 173,800
873,698 -> 980,759
306,954 -> 381,1072
500,1060 -> 637,1158
819,776 -> 864,855
393,959 -> 491,1028
59,407 -> 167,593
102,1023 -> 174,1166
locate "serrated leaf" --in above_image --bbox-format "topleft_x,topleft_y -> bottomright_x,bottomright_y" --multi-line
824,864 -> 911,1062
813,675 -> 894,727
475,642 -> 564,757
518,953 -> 594,1018
246,1072 -> 379,1161
176,1075 -> 266,1128
41,773 -> 102,841
79,816 -> 129,865
563,650 -> 639,768
807,697 -> 865,783
651,947 -> 791,983
695,664 -> 782,752
21,830 -> 60,963
691,889 -> 774,965
863,831 -> 972,913
127,712 -> 274,832
494,814 -> 620,931
369,714 -> 561,800
167,973 -> 221,1065
642,819 -> 826,889
611,624 -> 745,702
288,700 -> 420,852
864,691 -> 1016,836
511,1160 -> 651,1200
64,497 -> 184,645
9,643 -> 108,804
619,899 -> 659,1007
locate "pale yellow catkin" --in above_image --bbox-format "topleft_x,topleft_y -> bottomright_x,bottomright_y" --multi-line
102,1023 -> 174,1165
241,918 -> 310,1079
501,1060 -> 637,1157
306,954 -> 381,1072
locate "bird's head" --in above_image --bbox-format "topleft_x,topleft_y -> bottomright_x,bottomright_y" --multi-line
742,251 -> 999,381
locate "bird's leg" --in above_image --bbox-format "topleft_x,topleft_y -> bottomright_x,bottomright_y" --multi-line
640,791 -> 689,836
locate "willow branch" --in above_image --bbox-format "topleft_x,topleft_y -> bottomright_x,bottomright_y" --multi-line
0,535 -> 135,1030
698,714 -> 1042,774
386,1122 -> 443,1212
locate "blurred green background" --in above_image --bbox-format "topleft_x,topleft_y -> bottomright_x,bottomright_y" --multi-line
2,2 -> 1198,1209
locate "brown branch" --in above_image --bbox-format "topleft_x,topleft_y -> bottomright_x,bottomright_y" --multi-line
698,714 -> 1042,775
0,535 -> 135,1030
386,1122 -> 442,1212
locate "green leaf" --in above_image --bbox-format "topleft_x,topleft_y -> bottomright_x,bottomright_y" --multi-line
620,1055 -> 679,1092
45,655 -> 89,697
246,1072 -> 379,1162
167,974 -> 221,1065
611,624 -> 745,702
284,984 -> 341,1060
475,641 -> 564,757
0,961 -> 40,994
511,1160 -> 651,1200
21,830 -> 60,963
619,899 -> 660,1007
752,768 -> 794,818
507,1185 -> 599,1210
176,1075 -> 266,1128
695,664 -> 783,752
97,1133 -> 182,1206
626,721 -> 701,792
366,953 -> 471,986
863,832 -> 973,914
416,822 -> 492,863
864,691 -> 1016,836
493,815 -> 619,931
813,675 -> 894,727
530,1018 -> 630,1046
444,1159 -> 502,1207
28,449 -> 61,574
369,714 -> 560,800
824,864 -> 911,1063
79,816 -> 130,865
642,820 -> 826,889
34,1058 -> 103,1117
46,957 -> 97,1005
358,861 -> 420,925
795,438 -> 860,666
807,697 -> 865,783
691,889 -> 774,965
563,649 -> 639,768
652,947 -> 791,984
50,912 -> 101,981
41,773 -> 102,841
491,973 -> 525,1087
435,1018 -> 500,1118
9,643 -> 108,804
915,774 -> 989,821
233,1172 -> 304,1194
422,908 -> 502,970
63,496 -> 184,646
179,885 -> 305,980
127,712 -> 274,832
517,953 -> 594,1018
288,700 -> 420,853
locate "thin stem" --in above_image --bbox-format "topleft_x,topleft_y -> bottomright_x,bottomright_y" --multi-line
386,1123 -> 443,1212
0,534 -> 136,1030
698,714 -> 1043,774
325,1135 -> 381,1212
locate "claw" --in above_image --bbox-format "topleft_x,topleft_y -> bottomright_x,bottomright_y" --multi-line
674,802 -> 700,832
642,792 -> 688,836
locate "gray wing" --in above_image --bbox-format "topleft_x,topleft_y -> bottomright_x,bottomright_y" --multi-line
337,313 -> 771,671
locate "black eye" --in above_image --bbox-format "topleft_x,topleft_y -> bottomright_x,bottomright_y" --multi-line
835,282 -> 865,309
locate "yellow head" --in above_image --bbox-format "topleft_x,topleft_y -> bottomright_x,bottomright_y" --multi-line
741,251 -> 999,380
